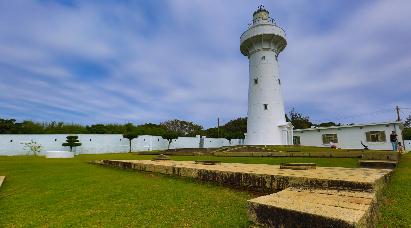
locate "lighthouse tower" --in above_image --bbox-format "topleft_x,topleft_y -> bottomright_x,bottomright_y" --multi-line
240,6 -> 293,145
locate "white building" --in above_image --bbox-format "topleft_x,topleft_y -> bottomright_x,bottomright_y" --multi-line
293,121 -> 404,150
240,6 -> 292,145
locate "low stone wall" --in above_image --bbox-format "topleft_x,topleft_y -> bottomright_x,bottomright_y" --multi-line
96,160 -> 392,193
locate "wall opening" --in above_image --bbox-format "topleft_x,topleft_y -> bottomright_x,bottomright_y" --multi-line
254,78 -> 258,84
261,56 -> 265,60
263,104 -> 268,110
366,131 -> 386,142
322,134 -> 338,144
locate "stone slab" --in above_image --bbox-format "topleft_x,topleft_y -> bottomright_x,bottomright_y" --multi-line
359,160 -> 397,169
248,188 -> 377,228
46,151 -> 74,158
96,160 -> 392,192
280,162 -> 316,170
0,176 -> 5,188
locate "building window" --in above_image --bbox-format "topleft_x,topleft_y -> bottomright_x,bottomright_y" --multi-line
10,139 -> 13,143
322,134 -> 338,144
261,56 -> 265,60
54,139 -> 57,141
254,78 -> 258,84
278,79 -> 281,85
263,104 -> 268,110
365,131 -> 386,142
90,139 -> 92,142
293,136 -> 301,145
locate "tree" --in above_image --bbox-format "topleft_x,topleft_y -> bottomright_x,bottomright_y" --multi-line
162,131 -> 179,149
160,119 -> 203,136
203,117 -> 247,139
403,128 -> 411,140
404,115 -> 411,128
62,136 -> 82,152
288,108 -> 313,129
316,122 -> 341,127
21,140 -> 43,156
123,132 -> 140,153
0,118 -> 17,133
223,117 -> 247,137
403,115 -> 411,140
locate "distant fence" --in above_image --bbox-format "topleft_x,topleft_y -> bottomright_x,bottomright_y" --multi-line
0,134 -> 244,156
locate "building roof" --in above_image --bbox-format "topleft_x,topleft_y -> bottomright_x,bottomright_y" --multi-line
293,121 -> 403,132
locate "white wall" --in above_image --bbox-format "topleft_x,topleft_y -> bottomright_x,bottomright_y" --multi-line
0,134 -> 171,156
169,136 -> 201,149
404,140 -> 411,151
293,123 -> 403,150
203,137 -> 230,148
0,134 -> 244,156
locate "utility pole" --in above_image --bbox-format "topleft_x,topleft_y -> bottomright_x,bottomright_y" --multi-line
217,117 -> 220,138
396,106 -> 401,121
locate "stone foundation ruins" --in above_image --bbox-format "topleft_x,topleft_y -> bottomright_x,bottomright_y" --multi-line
94,160 -> 393,227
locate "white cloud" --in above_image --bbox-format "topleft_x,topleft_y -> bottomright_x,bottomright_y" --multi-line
0,0 -> 410,127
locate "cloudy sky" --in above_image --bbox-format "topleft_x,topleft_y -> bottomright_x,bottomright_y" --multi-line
0,0 -> 410,128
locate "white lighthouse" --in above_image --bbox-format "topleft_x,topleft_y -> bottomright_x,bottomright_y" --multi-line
240,6 -> 293,145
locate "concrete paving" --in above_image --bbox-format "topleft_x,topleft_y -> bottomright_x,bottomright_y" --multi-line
248,188 -> 377,227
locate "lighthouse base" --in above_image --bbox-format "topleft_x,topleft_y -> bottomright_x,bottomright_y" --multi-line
245,122 -> 293,146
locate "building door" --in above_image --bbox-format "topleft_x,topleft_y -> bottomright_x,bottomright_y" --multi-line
282,130 -> 288,145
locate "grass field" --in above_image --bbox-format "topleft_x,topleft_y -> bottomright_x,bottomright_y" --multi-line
0,153 -> 409,227
378,153 -> 411,227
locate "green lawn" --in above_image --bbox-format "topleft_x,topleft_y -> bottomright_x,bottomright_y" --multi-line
378,153 -> 411,227
0,153 -> 409,227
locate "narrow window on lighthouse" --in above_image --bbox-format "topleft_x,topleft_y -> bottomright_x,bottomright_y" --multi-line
254,78 -> 258,84
278,78 -> 281,85
261,56 -> 265,60
263,104 -> 268,110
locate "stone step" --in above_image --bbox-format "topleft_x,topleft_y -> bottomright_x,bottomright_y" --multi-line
359,160 -> 397,169
248,188 -> 377,227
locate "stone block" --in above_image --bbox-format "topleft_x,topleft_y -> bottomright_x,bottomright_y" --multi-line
359,160 -> 397,169
0,176 -> 5,188
280,163 -> 316,170
248,188 -> 377,227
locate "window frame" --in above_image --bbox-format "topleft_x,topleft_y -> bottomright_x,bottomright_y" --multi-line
365,131 -> 386,143
322,134 -> 338,145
